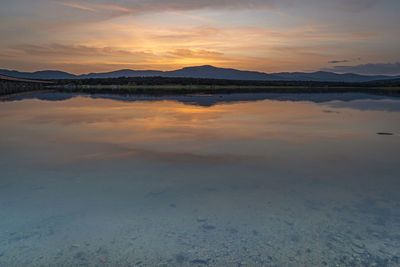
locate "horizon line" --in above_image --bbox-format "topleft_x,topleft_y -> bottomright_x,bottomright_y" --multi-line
1,65 -> 400,77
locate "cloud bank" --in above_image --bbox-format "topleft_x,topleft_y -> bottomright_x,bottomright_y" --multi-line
50,0 -> 381,15
0,0 -> 398,74
51,0 -> 294,14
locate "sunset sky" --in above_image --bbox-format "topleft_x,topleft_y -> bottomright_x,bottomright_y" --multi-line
1,0 -> 400,75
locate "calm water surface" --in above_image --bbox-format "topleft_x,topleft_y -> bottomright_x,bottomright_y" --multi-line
0,93 -> 399,266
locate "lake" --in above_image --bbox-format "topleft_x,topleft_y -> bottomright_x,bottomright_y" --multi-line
0,92 -> 399,266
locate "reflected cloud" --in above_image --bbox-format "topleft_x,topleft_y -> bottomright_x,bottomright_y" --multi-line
1,92 -> 399,162
38,142 -> 264,167
1,92 -> 399,176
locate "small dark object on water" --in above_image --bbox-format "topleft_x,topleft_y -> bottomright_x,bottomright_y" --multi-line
377,132 -> 394,136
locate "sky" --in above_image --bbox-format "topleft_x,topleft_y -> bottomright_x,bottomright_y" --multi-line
1,0 -> 400,75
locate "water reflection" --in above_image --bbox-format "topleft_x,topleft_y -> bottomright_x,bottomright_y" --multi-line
4,91 -> 400,110
0,93 -> 399,266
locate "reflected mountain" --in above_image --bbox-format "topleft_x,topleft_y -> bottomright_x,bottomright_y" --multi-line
3,92 -> 400,111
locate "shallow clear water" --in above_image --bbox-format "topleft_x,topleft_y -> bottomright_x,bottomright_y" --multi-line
0,92 -> 399,266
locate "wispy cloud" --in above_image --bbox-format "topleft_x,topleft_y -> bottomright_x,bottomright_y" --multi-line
51,0 -> 382,16
328,0 -> 382,13
168,49 -> 224,58
53,0 -> 135,13
12,44 -> 153,58
328,60 -> 350,64
58,1 -> 95,11
50,0 -> 295,16
94,3 -> 135,13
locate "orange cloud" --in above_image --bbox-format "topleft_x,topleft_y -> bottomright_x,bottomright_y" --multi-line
55,0 -> 135,13
168,49 -> 224,58
58,1 -> 95,12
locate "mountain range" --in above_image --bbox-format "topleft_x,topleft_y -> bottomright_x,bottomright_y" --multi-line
1,65 -> 399,83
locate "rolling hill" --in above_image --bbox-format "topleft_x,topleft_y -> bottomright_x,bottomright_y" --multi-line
1,65 -> 399,82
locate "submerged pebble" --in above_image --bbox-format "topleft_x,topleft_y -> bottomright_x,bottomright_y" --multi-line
352,246 -> 366,254
351,239 -> 366,254
196,217 -> 207,223
201,224 -> 216,231
352,239 -> 365,249
74,251 -> 86,261
190,259 -> 209,265
175,253 -> 187,264
98,256 -> 107,262
227,227 -> 238,234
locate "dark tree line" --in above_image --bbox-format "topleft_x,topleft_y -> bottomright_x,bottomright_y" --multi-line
54,76 -> 400,88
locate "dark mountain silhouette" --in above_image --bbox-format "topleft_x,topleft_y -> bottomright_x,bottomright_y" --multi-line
79,69 -> 164,79
272,71 -> 394,83
0,69 -> 76,79
1,65 -> 399,82
164,65 -> 281,80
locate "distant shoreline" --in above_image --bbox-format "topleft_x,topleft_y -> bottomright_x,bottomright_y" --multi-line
49,85 -> 400,96
1,86 -> 400,100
